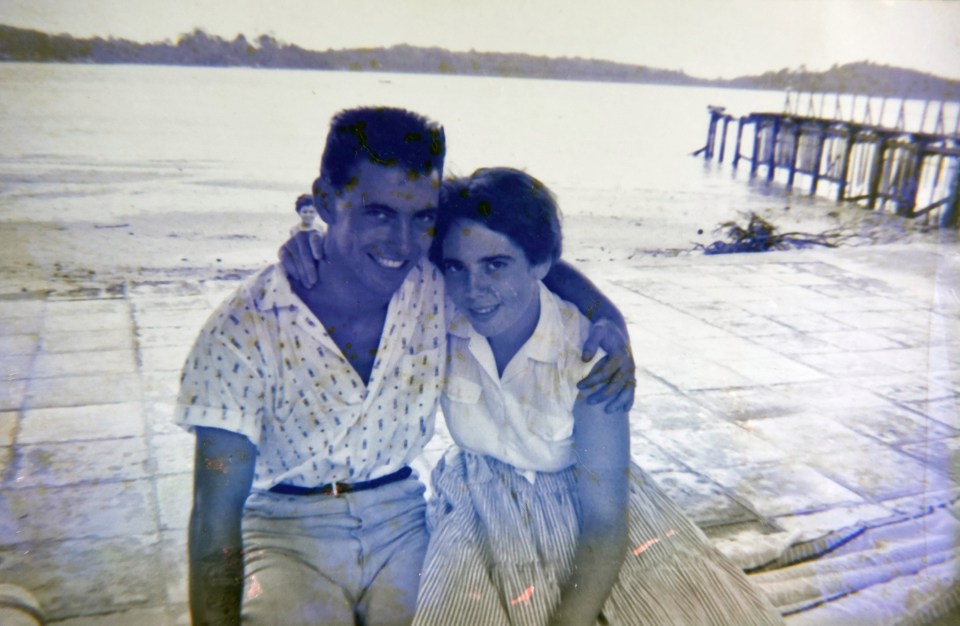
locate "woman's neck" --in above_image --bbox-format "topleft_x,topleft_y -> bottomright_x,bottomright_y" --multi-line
487,293 -> 541,378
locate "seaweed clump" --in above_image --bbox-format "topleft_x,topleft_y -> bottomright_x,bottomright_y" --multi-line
696,212 -> 852,255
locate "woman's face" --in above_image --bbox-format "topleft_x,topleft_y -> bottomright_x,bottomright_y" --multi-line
298,204 -> 318,225
440,219 -> 549,344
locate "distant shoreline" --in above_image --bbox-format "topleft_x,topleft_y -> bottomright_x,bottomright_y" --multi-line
2,24 -> 958,100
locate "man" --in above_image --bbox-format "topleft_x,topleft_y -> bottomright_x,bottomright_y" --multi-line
178,107 -> 634,626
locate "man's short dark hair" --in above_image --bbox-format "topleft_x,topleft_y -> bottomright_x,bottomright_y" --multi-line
430,167 -> 562,269
316,107 -> 446,195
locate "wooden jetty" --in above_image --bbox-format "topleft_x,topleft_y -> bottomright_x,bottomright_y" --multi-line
695,96 -> 960,228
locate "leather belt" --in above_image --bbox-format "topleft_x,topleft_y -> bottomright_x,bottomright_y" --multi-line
268,466 -> 412,496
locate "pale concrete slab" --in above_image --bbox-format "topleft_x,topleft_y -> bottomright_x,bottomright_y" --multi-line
722,356 -> 826,385
24,373 -> 142,408
838,404 -> 958,446
143,400 -> 183,436
0,411 -> 16,446
0,333 -> 39,356
0,316 -> 43,335
31,349 -> 137,378
773,502 -> 896,543
156,473 -> 192,531
629,433 -> 689,473
19,402 -> 145,444
806,329 -> 906,351
644,422 -> 785,469
41,328 -> 134,353
648,470 -> 761,528
140,346 -> 191,373
801,442 -> 953,501
744,413 -> 880,455
688,386 -> 800,422
0,300 -> 44,319
851,372 -> 958,404
765,312 -> 852,333
0,354 -> 33,381
1,480 -> 157,543
43,298 -> 128,316
645,359 -> 753,391
41,310 -> 131,333
744,331 -> 837,355
0,535 -> 166,622
629,393 -> 717,430
0,378 -> 26,411
14,437 -> 151,487
705,461 -> 865,517
792,350 -> 904,377
150,432 -> 195,476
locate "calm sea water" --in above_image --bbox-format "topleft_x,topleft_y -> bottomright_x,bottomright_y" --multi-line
1,62 -> 954,245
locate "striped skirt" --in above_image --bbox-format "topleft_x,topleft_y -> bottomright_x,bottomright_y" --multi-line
414,447 -> 784,626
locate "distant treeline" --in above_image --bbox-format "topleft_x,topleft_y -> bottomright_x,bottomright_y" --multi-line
1,24 -> 957,100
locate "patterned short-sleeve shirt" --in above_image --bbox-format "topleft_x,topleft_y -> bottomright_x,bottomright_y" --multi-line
176,262 -> 446,490
441,282 -> 602,477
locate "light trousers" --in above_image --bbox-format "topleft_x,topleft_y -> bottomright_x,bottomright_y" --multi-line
241,476 -> 428,626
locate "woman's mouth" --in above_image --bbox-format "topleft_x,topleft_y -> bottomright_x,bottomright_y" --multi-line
468,304 -> 499,321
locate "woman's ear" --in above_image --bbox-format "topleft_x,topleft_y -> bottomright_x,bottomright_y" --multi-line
312,178 -> 338,226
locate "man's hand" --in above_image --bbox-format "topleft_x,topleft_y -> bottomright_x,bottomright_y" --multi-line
577,318 -> 635,414
279,231 -> 323,288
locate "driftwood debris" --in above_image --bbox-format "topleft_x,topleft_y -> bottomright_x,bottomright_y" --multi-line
696,212 -> 854,255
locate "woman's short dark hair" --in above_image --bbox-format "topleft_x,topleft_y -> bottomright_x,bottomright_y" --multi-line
430,167 -> 562,268
317,106 -> 446,192
294,194 -> 314,213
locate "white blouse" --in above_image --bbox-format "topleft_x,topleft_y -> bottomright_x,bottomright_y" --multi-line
442,282 -> 602,479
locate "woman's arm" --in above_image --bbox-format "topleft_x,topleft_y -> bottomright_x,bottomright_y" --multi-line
544,261 -> 635,414
188,427 -> 256,626
549,397 -> 630,626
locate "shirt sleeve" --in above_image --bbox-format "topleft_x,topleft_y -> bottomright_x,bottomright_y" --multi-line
175,296 -> 268,446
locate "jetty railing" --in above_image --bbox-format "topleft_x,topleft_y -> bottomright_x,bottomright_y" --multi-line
695,96 -> 960,228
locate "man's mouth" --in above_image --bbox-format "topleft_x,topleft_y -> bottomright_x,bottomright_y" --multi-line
370,254 -> 406,270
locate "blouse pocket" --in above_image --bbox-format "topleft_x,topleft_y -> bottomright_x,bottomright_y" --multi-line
443,376 -> 482,404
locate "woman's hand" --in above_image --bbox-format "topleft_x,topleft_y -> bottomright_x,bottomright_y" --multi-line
278,231 -> 324,287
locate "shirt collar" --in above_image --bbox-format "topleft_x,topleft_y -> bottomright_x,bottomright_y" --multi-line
254,264 -> 301,313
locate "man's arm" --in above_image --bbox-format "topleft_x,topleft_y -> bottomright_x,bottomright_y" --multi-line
188,427 -> 256,626
544,261 -> 635,413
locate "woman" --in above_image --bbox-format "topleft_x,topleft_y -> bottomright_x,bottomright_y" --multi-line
289,193 -> 321,237
414,168 -> 783,626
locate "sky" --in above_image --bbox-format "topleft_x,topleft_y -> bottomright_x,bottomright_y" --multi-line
1,0 -> 958,80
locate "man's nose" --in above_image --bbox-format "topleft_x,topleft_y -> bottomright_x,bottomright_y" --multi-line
393,219 -> 414,255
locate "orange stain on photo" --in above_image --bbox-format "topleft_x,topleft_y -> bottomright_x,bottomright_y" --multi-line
633,528 -> 677,555
510,585 -> 535,605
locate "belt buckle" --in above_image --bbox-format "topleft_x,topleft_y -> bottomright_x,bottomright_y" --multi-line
331,482 -> 339,496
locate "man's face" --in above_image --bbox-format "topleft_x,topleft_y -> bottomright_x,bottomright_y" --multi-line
322,160 -> 440,300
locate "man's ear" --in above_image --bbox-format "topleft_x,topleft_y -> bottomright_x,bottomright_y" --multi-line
312,178 -> 338,226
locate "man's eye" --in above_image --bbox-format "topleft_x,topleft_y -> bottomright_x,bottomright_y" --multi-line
441,261 -> 464,274
416,212 -> 436,224
487,260 -> 507,271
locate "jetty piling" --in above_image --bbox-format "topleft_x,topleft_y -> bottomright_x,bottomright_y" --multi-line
697,94 -> 960,228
